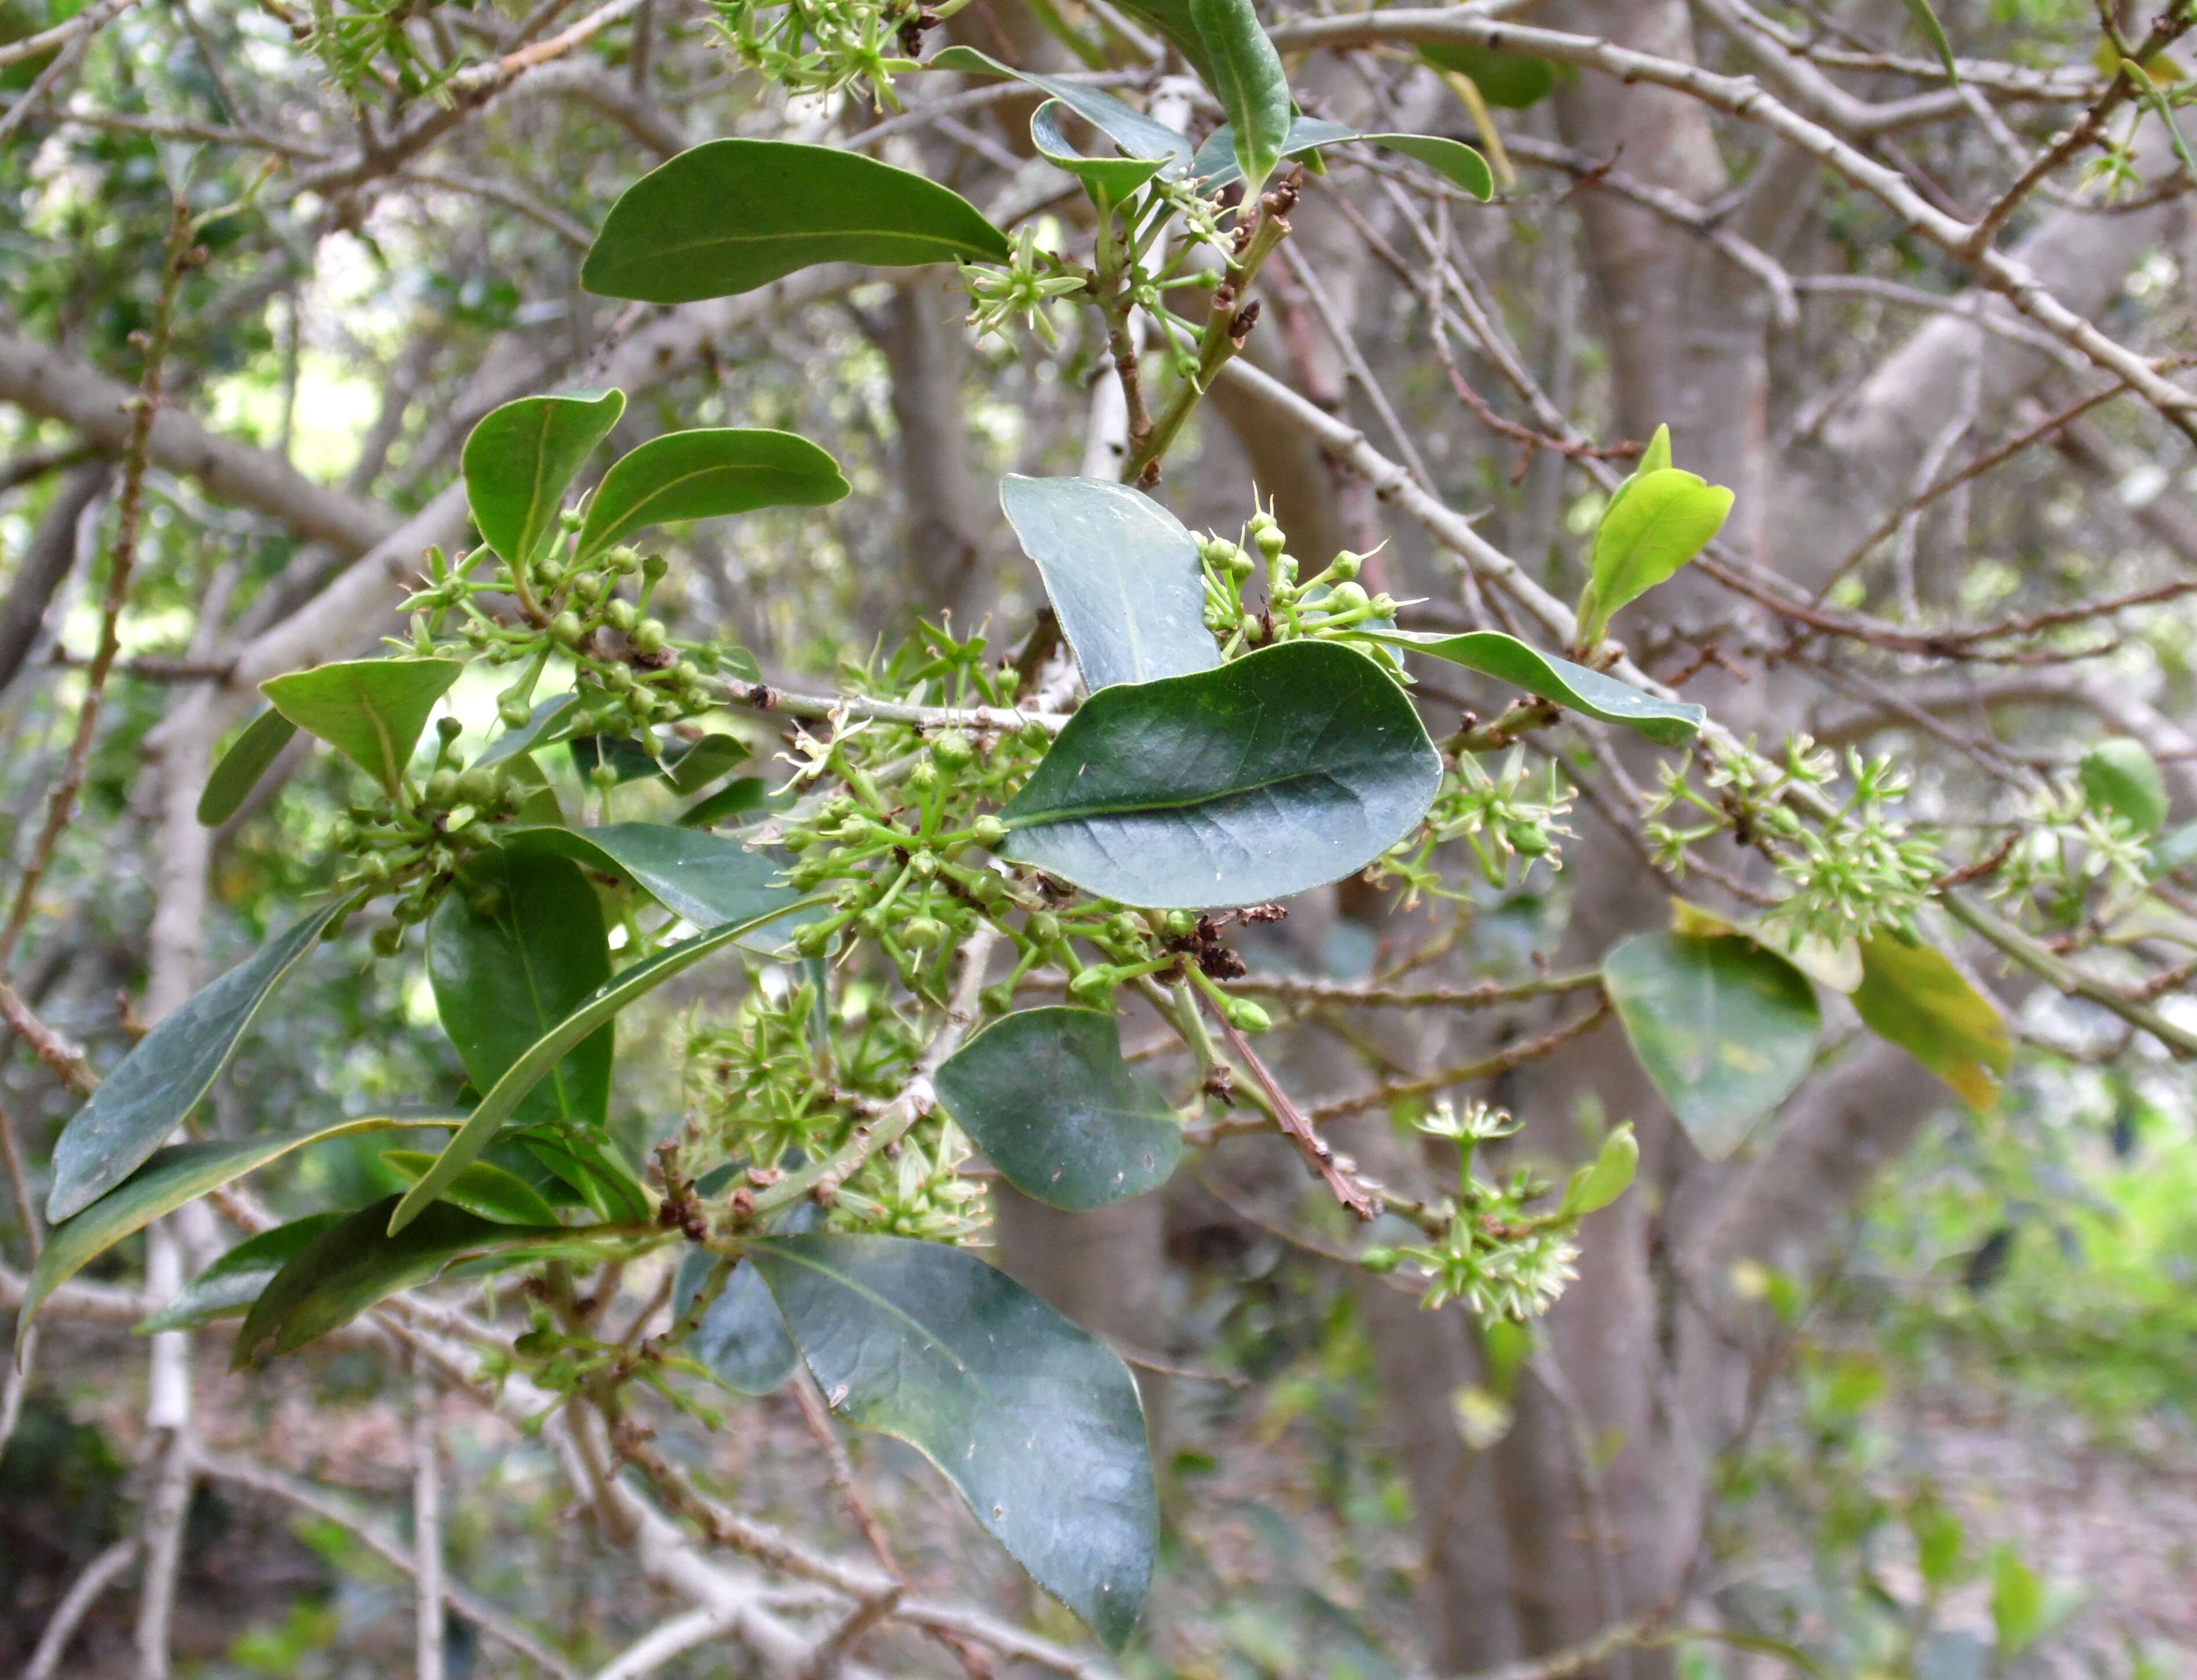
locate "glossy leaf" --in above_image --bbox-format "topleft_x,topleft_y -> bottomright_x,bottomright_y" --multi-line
929,50 -> 1193,174
999,475 -> 1220,690
576,428 -> 848,560
391,900 -> 819,1233
751,1234 -> 1156,1649
1032,99 -> 1169,197
1362,133 -> 1495,200
29,1114 -> 428,1336
566,730 -> 744,791
462,390 -> 625,565
516,1125 -> 651,1225
137,1213 -> 344,1334
672,1250 -> 798,1395
380,1150 -> 563,1226
428,848 -> 613,1133
1583,468 -> 1734,645
680,777 -> 772,828
998,639 -> 1442,908
1671,896 -> 1859,994
936,1007 -> 1181,1209
665,734 -> 747,794
1364,628 -> 1703,746
1192,114 -> 1351,184
1059,0 -> 1213,82
1603,930 -> 1821,1160
1418,41 -> 1558,108
2079,737 -> 2169,834
475,693 -> 582,769
47,901 -> 345,1222
1851,934 -> 2010,1112
501,823 -> 804,934
238,1196 -> 569,1363
260,657 -> 464,793
197,707 -> 299,827
1194,118 -> 1492,201
581,140 -> 1011,304
1188,0 -> 1289,198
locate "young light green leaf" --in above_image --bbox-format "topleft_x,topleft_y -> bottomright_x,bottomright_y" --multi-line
1903,0 -> 1959,82
197,707 -> 299,827
576,428 -> 849,559
1989,1548 -> 2044,1657
29,1114 -> 435,1337
516,1125 -> 652,1225
1362,628 -> 1704,746
391,899 -> 820,1234
927,47 -> 1195,172
935,1008 -> 1181,1209
1852,934 -> 2010,1112
380,1150 -> 563,1226
428,848 -> 613,1132
260,657 -> 464,793
1031,100 -> 1170,198
501,822 -> 807,937
672,1250 -> 798,1395
750,1234 -> 1156,1650
998,639 -> 1442,908
1000,475 -> 1220,690
1603,930 -> 1820,1160
136,1213 -> 345,1334
461,390 -> 625,565
1583,468 -> 1734,646
2079,736 -> 2169,834
1558,1123 -> 1636,1220
47,901 -> 346,1223
237,1195 -> 570,1364
581,140 -> 1012,303
1417,41 -> 1557,108
1188,0 -> 1290,199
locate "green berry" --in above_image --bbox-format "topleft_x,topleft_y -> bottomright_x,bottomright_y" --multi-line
370,925 -> 405,958
1026,911 -> 1061,945
1222,995 -> 1272,1033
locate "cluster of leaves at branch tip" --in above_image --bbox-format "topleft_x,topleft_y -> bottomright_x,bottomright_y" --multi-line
1574,424 -> 1736,653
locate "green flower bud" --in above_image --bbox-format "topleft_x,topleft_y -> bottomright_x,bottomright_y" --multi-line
930,730 -> 975,769
370,925 -> 405,958
392,893 -> 431,926
1026,911 -> 1061,945
570,570 -> 605,602
787,858 -> 831,890
1222,995 -> 1272,1033
1326,581 -> 1370,613
1358,1244 -> 1401,1274
980,982 -> 1017,1015
499,698 -> 532,730
1511,826 -> 1551,857
641,554 -> 670,585
632,619 -> 667,656
909,761 -> 940,794
1200,536 -> 1237,568
359,852 -> 390,882
903,915 -> 948,949
1019,718 -> 1052,746
971,814 -> 1009,848
1067,965 -> 1118,1002
590,764 -> 619,794
436,715 -> 464,746
456,768 -> 499,807
330,819 -> 358,849
1369,594 -> 1397,617
791,919 -> 836,958
601,661 -> 635,693
462,619 -> 492,647
1255,524 -> 1286,561
965,871 -> 1004,906
424,768 -> 460,807
909,850 -> 940,879
1165,909 -> 1199,937
606,599 -> 638,632
1108,911 -> 1147,947
550,610 -> 583,646
1329,551 -> 1363,581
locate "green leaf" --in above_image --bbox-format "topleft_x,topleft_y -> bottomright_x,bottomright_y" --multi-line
197,707 -> 299,827
1989,1547 -> 2043,1657
237,1195 -> 570,1363
999,475 -> 1220,690
516,1125 -> 650,1225
680,777 -> 772,828
1851,934 -> 2010,1112
1362,628 -> 1703,746
581,140 -> 1012,304
46,902 -> 347,1223
136,1214 -> 345,1334
1359,132 -> 1494,200
1031,99 -> 1170,197
1418,41 -> 1557,108
1188,0 -> 1290,199
672,1250 -> 798,1395
1192,118 -> 1492,201
380,1150 -> 563,1226
1557,1123 -> 1636,1220
576,428 -> 849,560
566,731 -> 743,791
260,657 -> 464,794
1584,468 -> 1734,645
475,693 -> 583,770
750,1234 -> 1156,1650
999,639 -> 1442,909
461,390 -> 625,565
428,848 -> 613,1132
665,734 -> 747,795
1908,1489 -> 1965,1590
390,900 -> 820,1234
1058,0 -> 1214,81
502,822 -> 813,951
935,1007 -> 1181,1209
1903,0 -> 1959,82
927,48 -> 1195,173
28,1114 -> 431,1337
1602,930 -> 1821,1160
2080,737 -> 2169,834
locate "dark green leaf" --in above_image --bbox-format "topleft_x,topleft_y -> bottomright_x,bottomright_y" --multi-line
1418,41 -> 1558,108
1362,133 -> 1493,200
680,777 -> 773,828
46,902 -> 347,1223
237,1196 -> 569,1363
1000,639 -> 1441,908
2079,737 -> 2169,834
1188,0 -> 1290,198
577,428 -> 849,560
461,390 -> 625,565
935,1007 -> 1181,1209
1045,0 -> 1213,81
581,140 -> 1012,304
517,1126 -> 652,1224
197,707 -> 299,827
665,734 -> 747,794
501,822 -> 803,933
30,1114 -> 431,1335
1852,935 -> 2009,1112
476,693 -> 582,769
929,48 -> 1196,171
1000,475 -> 1220,690
390,900 -> 820,1233
1194,117 -> 1492,201
260,657 -> 464,793
136,1213 -> 345,1334
1032,99 -> 1170,197
1902,0 -> 1959,82
566,731 -> 743,790
430,848 -> 612,1137
672,1250 -> 798,1395
751,1234 -> 1156,1649
380,1150 -> 563,1225
1364,628 -> 1703,746
1192,114 -> 1352,184
1602,930 -> 1821,1160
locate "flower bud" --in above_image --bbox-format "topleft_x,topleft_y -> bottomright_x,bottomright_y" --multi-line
930,730 -> 975,769
1221,995 -> 1272,1033
971,814 -> 1009,849
550,610 -> 583,646
902,915 -> 947,949
632,619 -> 667,656
456,768 -> 499,807
371,925 -> 405,958
1067,965 -> 1118,1002
424,768 -> 460,807
606,599 -> 638,632
499,698 -> 532,730
1025,911 -> 1061,945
